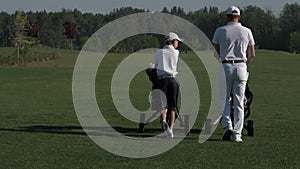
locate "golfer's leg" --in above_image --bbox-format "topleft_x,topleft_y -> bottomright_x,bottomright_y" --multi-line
221,65 -> 233,130
233,63 -> 247,137
169,110 -> 175,129
168,78 -> 179,130
156,79 -> 168,119
222,95 -> 233,130
232,80 -> 246,137
161,109 -> 168,121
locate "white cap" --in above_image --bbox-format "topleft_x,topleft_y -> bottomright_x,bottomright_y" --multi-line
165,32 -> 183,42
226,6 -> 240,16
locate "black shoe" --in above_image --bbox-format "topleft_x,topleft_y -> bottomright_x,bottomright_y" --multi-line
222,130 -> 233,141
138,123 -> 147,133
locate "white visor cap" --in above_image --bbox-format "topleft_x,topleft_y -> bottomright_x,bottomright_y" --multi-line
165,32 -> 183,42
226,6 -> 240,16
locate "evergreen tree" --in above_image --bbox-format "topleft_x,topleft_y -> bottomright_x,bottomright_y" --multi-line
11,11 -> 33,64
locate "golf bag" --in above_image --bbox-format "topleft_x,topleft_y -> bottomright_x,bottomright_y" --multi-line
138,67 -> 190,135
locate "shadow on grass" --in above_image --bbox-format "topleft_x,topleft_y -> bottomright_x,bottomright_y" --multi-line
0,125 -> 158,136
0,125 -> 214,140
0,125 -> 86,136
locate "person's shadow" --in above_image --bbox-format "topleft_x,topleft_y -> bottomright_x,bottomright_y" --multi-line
0,125 -> 221,141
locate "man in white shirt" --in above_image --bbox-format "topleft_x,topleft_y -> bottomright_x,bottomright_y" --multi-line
154,32 -> 182,139
212,6 -> 255,142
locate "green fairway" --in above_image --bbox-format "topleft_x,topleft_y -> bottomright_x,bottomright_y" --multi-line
0,48 -> 299,169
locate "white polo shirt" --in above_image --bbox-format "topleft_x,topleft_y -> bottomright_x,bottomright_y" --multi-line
212,22 -> 255,61
155,45 -> 179,77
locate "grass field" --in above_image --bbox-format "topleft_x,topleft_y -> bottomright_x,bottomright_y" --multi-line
0,48 -> 299,169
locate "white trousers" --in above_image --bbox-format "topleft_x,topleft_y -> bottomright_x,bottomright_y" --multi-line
221,63 -> 248,137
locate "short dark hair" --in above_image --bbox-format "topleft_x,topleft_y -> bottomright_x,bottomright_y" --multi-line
165,39 -> 177,45
226,14 -> 240,20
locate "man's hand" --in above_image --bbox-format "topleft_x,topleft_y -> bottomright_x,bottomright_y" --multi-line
246,45 -> 255,64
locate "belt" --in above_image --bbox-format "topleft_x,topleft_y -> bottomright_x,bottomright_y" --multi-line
222,60 -> 245,64
157,75 -> 174,80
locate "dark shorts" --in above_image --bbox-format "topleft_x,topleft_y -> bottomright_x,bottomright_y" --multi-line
154,77 -> 179,111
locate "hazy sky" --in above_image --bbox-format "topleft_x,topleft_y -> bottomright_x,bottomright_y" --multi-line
0,0 -> 299,15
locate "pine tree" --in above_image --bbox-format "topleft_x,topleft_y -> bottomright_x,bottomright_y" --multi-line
11,11 -> 33,64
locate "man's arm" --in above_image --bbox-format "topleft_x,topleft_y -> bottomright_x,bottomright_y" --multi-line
213,43 -> 220,60
246,45 -> 255,64
213,44 -> 220,54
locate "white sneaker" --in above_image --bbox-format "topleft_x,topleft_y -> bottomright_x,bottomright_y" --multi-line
167,129 -> 174,139
233,135 -> 243,142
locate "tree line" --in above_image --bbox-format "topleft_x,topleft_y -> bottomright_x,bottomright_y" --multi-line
0,3 -> 300,53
